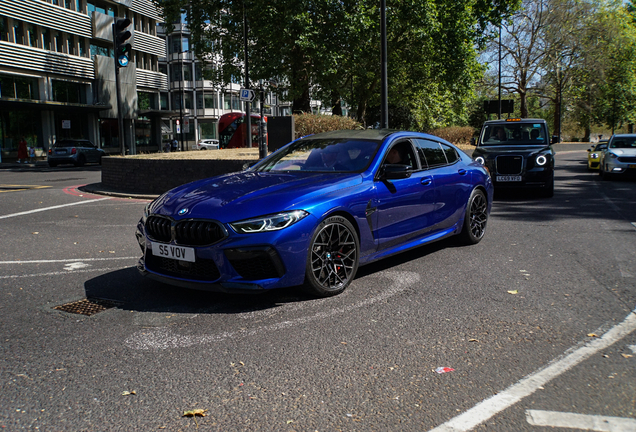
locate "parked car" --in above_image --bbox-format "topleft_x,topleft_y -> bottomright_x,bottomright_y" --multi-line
472,118 -> 556,197
48,139 -> 105,167
599,134 -> 636,179
135,129 -> 493,297
194,139 -> 220,150
587,140 -> 608,170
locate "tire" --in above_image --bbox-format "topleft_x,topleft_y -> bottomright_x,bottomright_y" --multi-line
458,189 -> 488,245
304,215 -> 359,297
601,164 -> 611,181
48,162 -> 57,168
75,155 -> 86,167
98,155 -> 102,165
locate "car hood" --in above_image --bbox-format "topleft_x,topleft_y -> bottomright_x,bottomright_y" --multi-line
149,171 -> 363,222
608,148 -> 636,156
474,144 -> 551,158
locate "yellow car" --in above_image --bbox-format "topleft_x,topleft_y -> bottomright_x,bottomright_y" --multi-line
587,141 -> 608,170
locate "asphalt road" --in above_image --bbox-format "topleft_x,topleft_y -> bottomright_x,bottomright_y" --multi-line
0,148 -> 634,431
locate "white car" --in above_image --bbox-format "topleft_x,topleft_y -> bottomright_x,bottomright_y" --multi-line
194,139 -> 220,150
599,134 -> 636,180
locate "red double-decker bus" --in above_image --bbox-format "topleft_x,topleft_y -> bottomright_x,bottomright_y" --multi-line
218,113 -> 266,149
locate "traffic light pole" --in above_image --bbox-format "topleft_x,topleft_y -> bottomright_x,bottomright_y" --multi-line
113,17 -> 131,156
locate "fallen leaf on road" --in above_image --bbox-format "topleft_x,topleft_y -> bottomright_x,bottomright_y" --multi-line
468,338 -> 479,342
183,409 -> 207,417
121,390 -> 136,396
507,290 -> 518,295
621,354 -> 633,358
587,333 -> 599,338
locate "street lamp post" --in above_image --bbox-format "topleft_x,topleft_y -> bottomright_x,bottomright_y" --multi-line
380,0 -> 388,128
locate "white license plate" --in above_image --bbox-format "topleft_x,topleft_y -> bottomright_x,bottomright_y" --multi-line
151,242 -> 195,262
496,175 -> 522,182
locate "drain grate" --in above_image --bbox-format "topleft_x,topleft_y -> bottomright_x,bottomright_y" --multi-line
53,298 -> 120,316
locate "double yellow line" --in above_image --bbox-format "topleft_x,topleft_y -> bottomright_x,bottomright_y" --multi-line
0,184 -> 51,193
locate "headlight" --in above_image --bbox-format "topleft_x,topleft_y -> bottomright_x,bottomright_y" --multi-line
608,152 -> 618,159
230,210 -> 309,234
536,155 -> 548,166
590,153 -> 598,158
474,156 -> 485,165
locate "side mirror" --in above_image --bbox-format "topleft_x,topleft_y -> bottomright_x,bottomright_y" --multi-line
470,137 -> 476,146
382,164 -> 412,180
551,135 -> 559,144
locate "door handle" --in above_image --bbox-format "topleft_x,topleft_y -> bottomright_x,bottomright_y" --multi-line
421,177 -> 432,186
458,169 -> 467,175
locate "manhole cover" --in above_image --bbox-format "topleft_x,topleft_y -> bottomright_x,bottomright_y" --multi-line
53,298 -> 120,316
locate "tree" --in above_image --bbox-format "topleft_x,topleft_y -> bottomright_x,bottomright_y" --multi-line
157,0 -> 520,127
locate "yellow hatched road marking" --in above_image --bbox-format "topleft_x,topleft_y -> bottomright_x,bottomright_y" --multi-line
0,185 -> 52,193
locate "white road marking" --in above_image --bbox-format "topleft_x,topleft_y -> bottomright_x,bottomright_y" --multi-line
631,222 -> 636,230
526,410 -> 636,431
0,257 -> 137,265
0,266 -> 130,279
0,198 -> 110,220
430,308 -> 636,432
629,345 -> 636,354
63,262 -> 91,271
125,271 -> 420,350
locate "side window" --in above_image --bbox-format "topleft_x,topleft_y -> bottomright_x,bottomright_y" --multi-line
441,144 -> 459,164
414,139 -> 447,169
383,140 -> 418,169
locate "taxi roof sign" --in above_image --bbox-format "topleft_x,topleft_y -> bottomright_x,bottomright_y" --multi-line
505,118 -> 522,122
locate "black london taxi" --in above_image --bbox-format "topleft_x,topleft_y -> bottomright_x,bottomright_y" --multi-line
472,118 -> 556,197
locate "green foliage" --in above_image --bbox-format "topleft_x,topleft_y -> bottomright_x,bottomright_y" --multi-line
155,0 -> 520,127
428,126 -> 477,145
293,114 -> 362,139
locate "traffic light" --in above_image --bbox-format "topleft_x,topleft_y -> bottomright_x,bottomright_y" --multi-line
114,18 -> 132,68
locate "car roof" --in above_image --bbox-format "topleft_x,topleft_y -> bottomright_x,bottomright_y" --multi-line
482,118 -> 547,125
303,129 -> 398,141
610,134 -> 636,138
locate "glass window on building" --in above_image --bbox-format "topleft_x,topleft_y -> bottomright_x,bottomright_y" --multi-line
183,65 -> 192,81
55,33 -> 63,52
76,0 -> 82,12
42,28 -> 51,50
52,80 -> 85,104
184,92 -> 193,109
26,24 -> 37,47
196,93 -> 203,109
64,0 -> 72,9
0,17 -> 7,42
13,20 -> 24,45
90,43 -> 111,58
0,74 -> 40,100
159,63 -> 167,75
204,93 -> 218,109
79,36 -> 87,57
67,34 -> 76,55
171,93 -> 182,110
160,92 -> 169,110
138,92 -> 157,110
0,110 -> 41,152
198,120 -> 217,140
231,94 -> 240,110
170,64 -> 183,81
223,93 -> 231,110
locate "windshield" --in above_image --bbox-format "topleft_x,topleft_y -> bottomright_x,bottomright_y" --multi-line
251,138 -> 381,173
609,136 -> 636,149
481,123 -> 547,146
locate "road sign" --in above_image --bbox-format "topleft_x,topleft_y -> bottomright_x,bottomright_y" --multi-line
240,88 -> 255,102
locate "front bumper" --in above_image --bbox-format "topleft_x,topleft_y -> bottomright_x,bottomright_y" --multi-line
135,216 -> 315,292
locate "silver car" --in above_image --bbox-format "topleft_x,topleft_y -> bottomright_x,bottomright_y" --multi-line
599,134 -> 636,180
48,139 -> 105,167
194,139 -> 220,150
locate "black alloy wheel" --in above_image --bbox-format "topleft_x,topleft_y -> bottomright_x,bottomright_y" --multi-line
304,215 -> 359,297
76,155 -> 86,167
459,189 -> 488,245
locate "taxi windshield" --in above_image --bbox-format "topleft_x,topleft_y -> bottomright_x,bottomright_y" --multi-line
481,123 -> 547,146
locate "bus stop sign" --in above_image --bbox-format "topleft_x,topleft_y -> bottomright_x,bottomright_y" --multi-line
240,89 -> 255,102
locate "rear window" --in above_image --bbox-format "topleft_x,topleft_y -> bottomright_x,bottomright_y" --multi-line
54,140 -> 90,148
